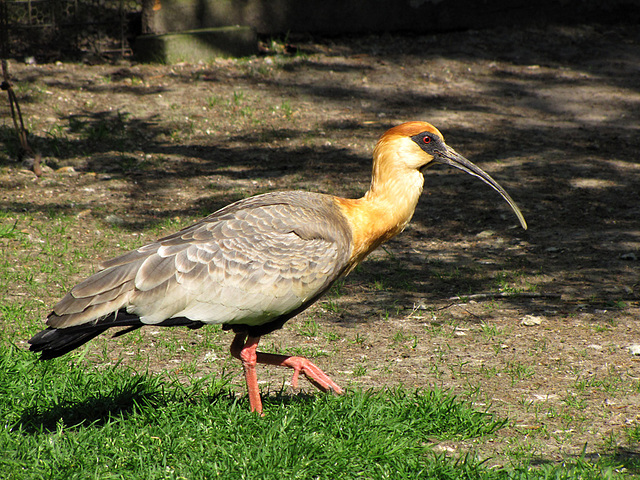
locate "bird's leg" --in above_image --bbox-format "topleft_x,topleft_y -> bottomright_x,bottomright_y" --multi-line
229,332 -> 263,414
229,333 -> 343,414
255,348 -> 343,395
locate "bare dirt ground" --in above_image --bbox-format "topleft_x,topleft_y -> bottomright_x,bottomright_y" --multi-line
1,24 -> 639,467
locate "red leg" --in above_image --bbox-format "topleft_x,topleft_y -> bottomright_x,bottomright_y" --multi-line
230,333 -> 344,413
230,333 -> 263,414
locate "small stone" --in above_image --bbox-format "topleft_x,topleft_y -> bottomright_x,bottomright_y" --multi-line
530,393 -> 558,402
105,214 -> 124,225
56,166 -> 77,175
628,344 -> 640,356
621,252 -> 637,261
433,445 -> 456,453
476,230 -> 495,238
203,352 -> 218,362
521,315 -> 543,326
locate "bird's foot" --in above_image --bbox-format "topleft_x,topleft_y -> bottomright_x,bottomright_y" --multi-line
230,333 -> 343,414
259,353 -> 343,395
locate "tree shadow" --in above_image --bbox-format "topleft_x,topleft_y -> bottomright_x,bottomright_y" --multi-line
15,375 -> 161,434
14,374 -> 248,435
2,24 -> 638,323
13,377 -> 321,435
604,447 -> 640,475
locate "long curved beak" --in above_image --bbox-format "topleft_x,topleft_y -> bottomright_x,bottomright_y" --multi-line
434,145 -> 527,230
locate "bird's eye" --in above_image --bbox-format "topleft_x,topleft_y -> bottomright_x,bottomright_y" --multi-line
423,136 -> 432,144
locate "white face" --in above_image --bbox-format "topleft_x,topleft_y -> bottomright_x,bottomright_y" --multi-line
381,134 -> 439,172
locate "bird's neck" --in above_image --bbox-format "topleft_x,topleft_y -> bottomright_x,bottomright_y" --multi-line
335,160 -> 424,265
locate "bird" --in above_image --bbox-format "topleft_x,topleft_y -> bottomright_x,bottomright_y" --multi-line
29,121 -> 527,414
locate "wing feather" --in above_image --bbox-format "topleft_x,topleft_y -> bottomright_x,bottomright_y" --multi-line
135,254 -> 180,291
71,261 -> 139,298
45,191 -> 353,332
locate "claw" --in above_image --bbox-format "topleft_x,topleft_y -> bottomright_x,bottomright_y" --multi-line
230,333 -> 343,413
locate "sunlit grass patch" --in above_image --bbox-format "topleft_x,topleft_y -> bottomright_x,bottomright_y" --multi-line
1,346 -> 632,479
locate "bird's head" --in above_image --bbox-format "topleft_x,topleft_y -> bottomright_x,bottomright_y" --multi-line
374,121 -> 527,230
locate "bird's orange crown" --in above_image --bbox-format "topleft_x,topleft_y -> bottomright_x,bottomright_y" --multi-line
379,121 -> 444,142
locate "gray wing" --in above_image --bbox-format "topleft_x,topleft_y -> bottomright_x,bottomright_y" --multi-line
47,192 -> 352,330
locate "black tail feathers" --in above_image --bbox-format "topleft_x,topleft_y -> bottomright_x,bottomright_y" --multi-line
28,310 -> 204,360
28,326 -> 111,360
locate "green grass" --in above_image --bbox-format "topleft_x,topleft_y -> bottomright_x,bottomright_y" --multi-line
0,346 -> 631,479
0,218 -> 19,239
0,219 -> 633,479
